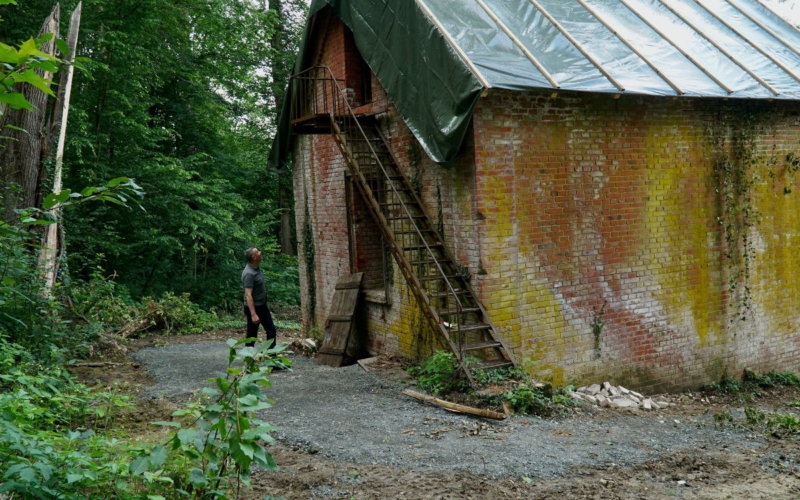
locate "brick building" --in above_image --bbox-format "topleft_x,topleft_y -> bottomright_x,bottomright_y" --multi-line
270,0 -> 800,392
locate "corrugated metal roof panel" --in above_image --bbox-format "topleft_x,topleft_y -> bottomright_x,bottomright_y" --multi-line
419,0 -> 800,99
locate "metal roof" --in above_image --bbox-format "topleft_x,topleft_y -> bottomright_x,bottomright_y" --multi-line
416,0 -> 800,99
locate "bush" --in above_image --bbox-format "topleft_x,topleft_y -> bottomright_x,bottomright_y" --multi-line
409,351 -> 465,397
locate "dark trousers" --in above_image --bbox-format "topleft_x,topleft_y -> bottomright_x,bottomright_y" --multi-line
243,303 -> 277,348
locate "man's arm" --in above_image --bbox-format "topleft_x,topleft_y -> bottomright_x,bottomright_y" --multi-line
245,287 -> 260,324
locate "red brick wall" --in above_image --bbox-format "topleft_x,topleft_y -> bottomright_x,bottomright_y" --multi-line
472,90 -> 800,392
293,14 -> 800,391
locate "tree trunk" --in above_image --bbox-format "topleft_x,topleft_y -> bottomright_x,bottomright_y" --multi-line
0,4 -> 60,220
40,3 -> 82,295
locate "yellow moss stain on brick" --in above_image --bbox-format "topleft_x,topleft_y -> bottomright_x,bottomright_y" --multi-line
642,123 -> 722,347
752,175 -> 800,335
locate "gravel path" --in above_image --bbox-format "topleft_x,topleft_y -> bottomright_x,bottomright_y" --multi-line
134,341 -> 764,479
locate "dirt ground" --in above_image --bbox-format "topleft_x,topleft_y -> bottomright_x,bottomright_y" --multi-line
71,330 -> 800,500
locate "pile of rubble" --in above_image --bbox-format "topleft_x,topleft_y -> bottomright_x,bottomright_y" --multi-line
571,382 -> 671,410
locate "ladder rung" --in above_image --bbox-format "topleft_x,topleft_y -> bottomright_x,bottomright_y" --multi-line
439,307 -> 481,316
418,274 -> 458,282
411,259 -> 439,265
471,360 -> 513,371
394,229 -> 436,234
403,243 -> 443,251
451,324 -> 492,333
461,341 -> 501,351
386,215 -> 425,220
428,289 -> 470,298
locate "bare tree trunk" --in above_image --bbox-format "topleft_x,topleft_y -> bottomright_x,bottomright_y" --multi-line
40,3 -> 82,295
0,4 -> 60,220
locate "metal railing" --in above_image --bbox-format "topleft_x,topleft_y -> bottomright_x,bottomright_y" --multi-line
290,66 -> 466,350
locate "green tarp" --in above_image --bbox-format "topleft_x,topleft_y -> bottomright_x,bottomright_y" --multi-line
266,0 -> 484,170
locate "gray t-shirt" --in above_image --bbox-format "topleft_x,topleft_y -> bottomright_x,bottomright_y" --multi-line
242,264 -> 267,306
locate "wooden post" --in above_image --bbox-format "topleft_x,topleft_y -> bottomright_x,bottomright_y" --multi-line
39,3 -> 82,294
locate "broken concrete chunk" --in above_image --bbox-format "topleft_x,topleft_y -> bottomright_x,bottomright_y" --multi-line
631,391 -> 643,399
584,394 -> 598,405
602,381 -> 612,391
609,398 -> 636,409
609,387 -> 620,397
599,389 -> 609,397
619,386 -> 630,395
586,384 -> 602,395
599,397 -> 610,408
655,395 -> 668,403
629,395 -> 641,404
643,399 -> 652,410
572,392 -> 585,402
577,386 -> 588,394
656,401 -> 669,409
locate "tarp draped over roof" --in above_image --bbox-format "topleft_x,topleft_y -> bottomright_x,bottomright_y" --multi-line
268,0 -> 800,169
267,0 -> 483,169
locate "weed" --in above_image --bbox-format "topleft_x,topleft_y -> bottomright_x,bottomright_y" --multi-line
409,351 -> 465,397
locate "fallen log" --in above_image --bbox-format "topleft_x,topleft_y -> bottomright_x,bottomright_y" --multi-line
403,389 -> 507,420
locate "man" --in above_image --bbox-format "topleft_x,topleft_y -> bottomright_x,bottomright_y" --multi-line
242,247 -> 277,348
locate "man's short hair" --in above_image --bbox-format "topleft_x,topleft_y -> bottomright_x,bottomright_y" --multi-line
244,247 -> 258,263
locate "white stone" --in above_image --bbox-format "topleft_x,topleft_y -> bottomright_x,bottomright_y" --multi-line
577,386 -> 588,394
599,397 -> 610,408
619,386 -> 630,395
600,389 -> 609,397
301,338 -> 316,350
609,387 -> 620,397
609,398 -> 636,409
656,402 -> 670,409
572,392 -> 585,402
656,395 -> 668,403
643,399 -> 653,410
602,381 -> 612,391
587,384 -> 602,395
584,394 -> 598,405
631,391 -> 643,399
629,395 -> 641,404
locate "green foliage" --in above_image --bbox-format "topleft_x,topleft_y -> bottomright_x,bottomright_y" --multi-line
408,350 -> 465,397
471,365 -> 527,386
0,337 -> 135,499
0,32 -> 59,118
705,370 -> 800,402
0,336 -> 289,499
743,407 -> 800,436
503,385 -> 549,415
130,339 -> 291,498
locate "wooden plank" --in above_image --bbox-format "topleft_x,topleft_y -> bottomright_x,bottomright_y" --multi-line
317,273 -> 363,367
326,314 -> 353,322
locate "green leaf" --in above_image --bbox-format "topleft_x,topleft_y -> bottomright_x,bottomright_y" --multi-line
149,445 -> 169,468
0,1 -> 18,5
188,468 -> 209,487
66,473 -> 84,484
107,177 -> 130,187
55,38 -> 69,58
18,467 -> 36,482
177,428 -> 197,445
147,496 -> 166,500
0,92 -> 32,110
151,420 -> 181,428
11,69 -> 54,96
129,454 -> 149,476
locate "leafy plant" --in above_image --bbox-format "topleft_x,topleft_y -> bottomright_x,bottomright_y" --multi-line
409,350 -> 465,397
129,339 -> 291,498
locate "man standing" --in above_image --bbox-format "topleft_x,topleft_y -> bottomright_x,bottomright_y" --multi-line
242,247 -> 277,348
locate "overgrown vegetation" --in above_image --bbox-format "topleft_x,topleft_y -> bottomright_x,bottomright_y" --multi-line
407,351 -> 575,417
0,2 -> 306,497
